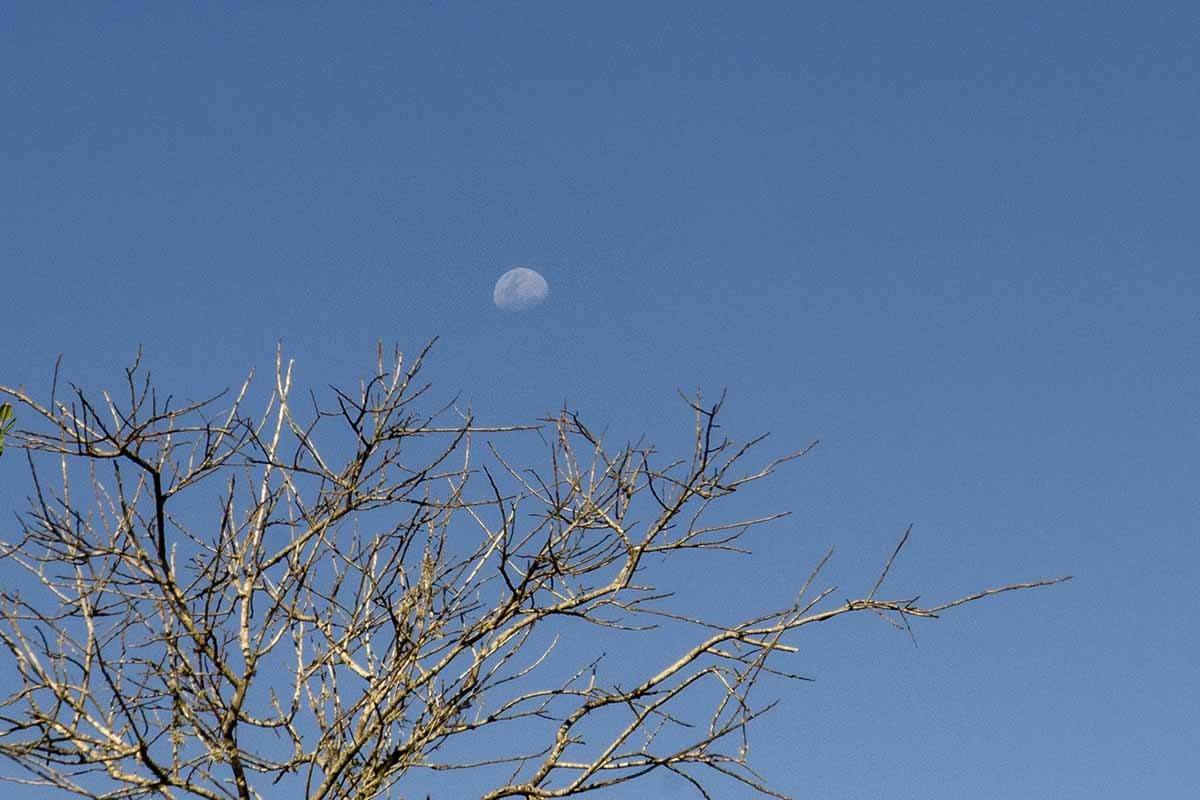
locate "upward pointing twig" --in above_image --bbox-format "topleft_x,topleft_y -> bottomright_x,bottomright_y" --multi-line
868,524 -> 912,601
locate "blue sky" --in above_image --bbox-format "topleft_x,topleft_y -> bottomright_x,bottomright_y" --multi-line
1,2 -> 1197,797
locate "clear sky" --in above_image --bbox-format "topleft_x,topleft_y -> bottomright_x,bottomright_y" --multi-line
2,3 -> 1197,798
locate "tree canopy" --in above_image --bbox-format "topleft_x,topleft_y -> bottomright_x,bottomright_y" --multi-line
0,345 -> 1067,799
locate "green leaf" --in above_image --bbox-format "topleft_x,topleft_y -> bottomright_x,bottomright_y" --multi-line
0,402 -> 12,457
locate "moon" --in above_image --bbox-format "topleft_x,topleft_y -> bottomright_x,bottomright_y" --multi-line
493,267 -> 549,311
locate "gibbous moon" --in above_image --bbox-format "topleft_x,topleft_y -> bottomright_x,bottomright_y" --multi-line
493,267 -> 549,311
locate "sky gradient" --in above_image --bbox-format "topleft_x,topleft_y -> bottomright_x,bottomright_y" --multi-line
2,3 -> 1197,797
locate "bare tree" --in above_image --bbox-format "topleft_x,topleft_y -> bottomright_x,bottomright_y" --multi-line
0,344 -> 1067,799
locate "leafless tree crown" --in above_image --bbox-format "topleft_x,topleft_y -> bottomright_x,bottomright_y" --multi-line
0,344 -> 1067,799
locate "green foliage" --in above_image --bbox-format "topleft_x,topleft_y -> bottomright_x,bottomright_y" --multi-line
0,402 -> 13,457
